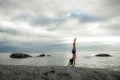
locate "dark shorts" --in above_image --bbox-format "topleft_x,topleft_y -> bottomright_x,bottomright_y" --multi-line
72,50 -> 76,54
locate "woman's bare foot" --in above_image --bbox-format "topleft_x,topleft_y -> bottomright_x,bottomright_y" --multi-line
74,38 -> 76,42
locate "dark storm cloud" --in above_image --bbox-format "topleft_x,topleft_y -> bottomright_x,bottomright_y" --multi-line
31,17 -> 62,26
0,0 -> 16,8
0,40 -> 71,53
0,29 -> 18,35
0,0 -> 20,13
13,12 -> 63,26
0,41 -> 17,52
14,11 -> 101,27
0,45 -> 16,52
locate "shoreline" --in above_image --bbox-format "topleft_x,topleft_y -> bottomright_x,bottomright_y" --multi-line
0,65 -> 120,80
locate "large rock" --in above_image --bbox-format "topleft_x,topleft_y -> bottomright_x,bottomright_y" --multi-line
37,54 -> 51,57
10,53 -> 32,58
95,54 -> 111,57
46,55 -> 51,57
38,54 -> 45,57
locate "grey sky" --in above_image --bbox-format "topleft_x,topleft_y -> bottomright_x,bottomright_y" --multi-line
0,0 -> 120,53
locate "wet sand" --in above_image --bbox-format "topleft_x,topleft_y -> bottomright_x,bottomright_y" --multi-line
0,65 -> 120,80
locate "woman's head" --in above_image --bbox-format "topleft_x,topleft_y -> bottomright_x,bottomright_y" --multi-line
70,58 -> 73,65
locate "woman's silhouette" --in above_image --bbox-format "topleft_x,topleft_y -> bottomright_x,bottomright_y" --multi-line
68,38 -> 76,67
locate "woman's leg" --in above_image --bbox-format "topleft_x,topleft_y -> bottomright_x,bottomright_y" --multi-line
72,38 -> 76,51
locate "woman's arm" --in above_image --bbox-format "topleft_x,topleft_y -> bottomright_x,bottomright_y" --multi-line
67,61 -> 70,67
73,59 -> 75,67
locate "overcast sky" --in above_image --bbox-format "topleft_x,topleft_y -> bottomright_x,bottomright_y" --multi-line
0,0 -> 120,53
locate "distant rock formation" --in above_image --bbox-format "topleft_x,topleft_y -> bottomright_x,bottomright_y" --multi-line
37,54 -> 45,57
95,54 -> 111,57
46,55 -> 51,57
37,54 -> 51,57
10,53 -> 32,58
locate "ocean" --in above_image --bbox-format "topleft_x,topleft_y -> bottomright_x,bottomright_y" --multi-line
0,52 -> 120,71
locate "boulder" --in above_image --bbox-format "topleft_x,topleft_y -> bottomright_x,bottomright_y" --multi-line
95,54 -> 111,57
10,53 -> 32,58
38,54 -> 45,57
46,55 -> 51,57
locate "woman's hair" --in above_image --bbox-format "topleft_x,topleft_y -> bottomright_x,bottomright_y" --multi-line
70,58 -> 73,65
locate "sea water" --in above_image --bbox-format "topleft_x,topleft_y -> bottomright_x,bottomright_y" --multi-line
0,52 -> 120,71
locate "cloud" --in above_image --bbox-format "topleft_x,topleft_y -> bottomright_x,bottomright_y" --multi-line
0,0 -> 18,9
101,17 -> 120,36
0,0 -> 120,52
14,10 -> 102,27
65,11 -> 102,22
13,13 -> 61,26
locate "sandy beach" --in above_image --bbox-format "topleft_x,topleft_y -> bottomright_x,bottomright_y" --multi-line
0,65 -> 120,80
